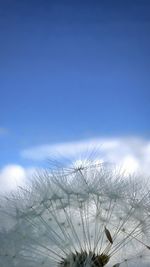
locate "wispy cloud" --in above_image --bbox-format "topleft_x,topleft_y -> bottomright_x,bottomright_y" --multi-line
21,136 -> 150,175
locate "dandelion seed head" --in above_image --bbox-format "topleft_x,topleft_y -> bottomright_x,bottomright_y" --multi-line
0,160 -> 150,267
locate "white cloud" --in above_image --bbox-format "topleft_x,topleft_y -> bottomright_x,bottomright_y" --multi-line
117,155 -> 140,175
21,136 -> 150,175
0,165 -> 26,193
0,165 -> 36,194
1,136 -> 149,194
21,138 -> 124,161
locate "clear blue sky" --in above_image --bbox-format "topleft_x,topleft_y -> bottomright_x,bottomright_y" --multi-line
0,0 -> 150,167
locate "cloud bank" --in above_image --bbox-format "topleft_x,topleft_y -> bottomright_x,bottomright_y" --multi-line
21,136 -> 150,175
1,136 -> 150,194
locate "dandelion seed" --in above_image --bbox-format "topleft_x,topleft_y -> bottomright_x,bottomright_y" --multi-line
0,160 -> 150,267
104,227 -> 113,244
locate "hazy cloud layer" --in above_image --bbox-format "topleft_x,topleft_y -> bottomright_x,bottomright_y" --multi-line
21,136 -> 150,175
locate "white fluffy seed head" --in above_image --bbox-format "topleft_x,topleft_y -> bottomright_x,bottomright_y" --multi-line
0,161 -> 150,267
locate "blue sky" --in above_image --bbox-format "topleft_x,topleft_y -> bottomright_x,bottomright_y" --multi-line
0,0 -> 150,184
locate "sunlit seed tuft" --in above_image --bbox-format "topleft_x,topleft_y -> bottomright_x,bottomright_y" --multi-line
0,160 -> 150,267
